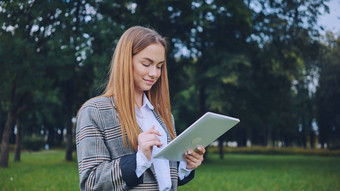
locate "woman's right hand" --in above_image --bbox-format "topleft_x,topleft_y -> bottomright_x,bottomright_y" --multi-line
138,126 -> 162,161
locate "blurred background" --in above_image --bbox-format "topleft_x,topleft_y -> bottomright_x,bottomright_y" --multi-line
0,0 -> 340,191
0,1 -> 340,189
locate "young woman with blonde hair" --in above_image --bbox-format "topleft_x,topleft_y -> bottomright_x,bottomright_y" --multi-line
76,26 -> 205,191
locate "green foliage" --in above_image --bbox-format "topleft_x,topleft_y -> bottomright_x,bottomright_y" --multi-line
21,135 -> 45,151
0,0 -> 339,165
316,33 -> 340,148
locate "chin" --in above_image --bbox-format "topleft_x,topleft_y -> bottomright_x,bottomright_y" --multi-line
143,87 -> 152,91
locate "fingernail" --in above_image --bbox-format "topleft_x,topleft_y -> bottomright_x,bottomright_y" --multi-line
197,147 -> 201,150
188,151 -> 191,155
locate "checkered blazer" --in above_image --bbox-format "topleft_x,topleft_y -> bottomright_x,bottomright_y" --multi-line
76,96 -> 194,191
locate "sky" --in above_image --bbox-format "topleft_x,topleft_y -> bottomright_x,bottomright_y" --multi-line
318,0 -> 340,35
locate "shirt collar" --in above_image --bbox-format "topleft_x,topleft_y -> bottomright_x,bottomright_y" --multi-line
142,93 -> 154,110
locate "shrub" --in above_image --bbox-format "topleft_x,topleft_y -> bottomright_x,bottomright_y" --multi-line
329,141 -> 340,150
22,135 -> 45,151
207,146 -> 340,156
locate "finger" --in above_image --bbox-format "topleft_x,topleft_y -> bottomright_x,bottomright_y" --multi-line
186,150 -> 204,166
184,154 -> 194,164
146,140 -> 163,148
184,153 -> 196,164
139,133 -> 163,148
140,130 -> 161,138
194,146 -> 206,155
184,155 -> 199,169
140,135 -> 161,144
185,150 -> 201,163
184,159 -> 195,169
186,149 -> 200,159
145,126 -> 161,136
145,139 -> 162,145
141,141 -> 162,150
143,133 -> 162,143
142,134 -> 161,143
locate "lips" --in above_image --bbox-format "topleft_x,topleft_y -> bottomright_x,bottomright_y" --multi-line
144,79 -> 154,85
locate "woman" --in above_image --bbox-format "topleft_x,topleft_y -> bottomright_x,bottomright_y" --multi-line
76,26 -> 205,191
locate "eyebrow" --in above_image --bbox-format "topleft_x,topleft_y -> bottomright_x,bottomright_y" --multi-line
142,57 -> 165,64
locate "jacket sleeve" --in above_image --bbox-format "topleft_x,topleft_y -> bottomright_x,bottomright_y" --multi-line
178,170 -> 195,186
76,105 -> 142,191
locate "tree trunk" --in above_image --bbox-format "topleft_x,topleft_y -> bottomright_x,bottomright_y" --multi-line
263,128 -> 267,146
198,77 -> 208,161
14,119 -> 21,162
65,108 -> 73,161
218,137 -> 224,159
266,125 -> 272,147
65,82 -> 74,161
0,111 -> 3,142
47,123 -> 55,148
65,74 -> 75,161
310,130 -> 316,148
65,0 -> 83,162
0,110 -> 15,167
302,127 -> 307,148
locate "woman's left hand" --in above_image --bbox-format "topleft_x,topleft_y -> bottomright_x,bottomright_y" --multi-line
184,146 -> 206,170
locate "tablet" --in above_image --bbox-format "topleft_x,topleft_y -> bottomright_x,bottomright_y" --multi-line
154,112 -> 240,161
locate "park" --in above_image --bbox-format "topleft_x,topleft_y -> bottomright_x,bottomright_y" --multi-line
1,0 -> 340,190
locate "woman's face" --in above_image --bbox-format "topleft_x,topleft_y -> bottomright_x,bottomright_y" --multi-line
132,43 -> 165,95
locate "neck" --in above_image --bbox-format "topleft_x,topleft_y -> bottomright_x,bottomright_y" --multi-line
135,90 -> 144,108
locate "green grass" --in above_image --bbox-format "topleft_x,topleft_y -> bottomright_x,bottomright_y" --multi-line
0,150 -> 79,191
179,154 -> 340,191
0,150 -> 339,191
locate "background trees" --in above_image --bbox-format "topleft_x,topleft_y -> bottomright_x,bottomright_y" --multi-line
316,32 -> 340,149
0,0 -> 339,167
0,0 -> 63,167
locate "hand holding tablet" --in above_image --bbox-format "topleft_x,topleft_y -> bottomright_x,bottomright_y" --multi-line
154,112 -> 240,161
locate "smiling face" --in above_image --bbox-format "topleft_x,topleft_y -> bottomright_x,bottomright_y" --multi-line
132,43 -> 165,96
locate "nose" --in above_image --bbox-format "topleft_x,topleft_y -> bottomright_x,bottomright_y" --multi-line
148,66 -> 159,78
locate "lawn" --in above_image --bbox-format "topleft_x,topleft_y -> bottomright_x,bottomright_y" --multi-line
0,150 -> 79,191
179,154 -> 340,191
0,150 -> 339,191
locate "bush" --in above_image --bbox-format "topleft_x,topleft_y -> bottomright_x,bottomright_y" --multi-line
53,140 -> 77,150
329,141 -> 340,150
22,136 -> 45,151
207,146 -> 340,156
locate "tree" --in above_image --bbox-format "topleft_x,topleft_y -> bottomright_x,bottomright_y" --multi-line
243,0 -> 329,147
316,32 -> 340,149
0,0 -> 60,167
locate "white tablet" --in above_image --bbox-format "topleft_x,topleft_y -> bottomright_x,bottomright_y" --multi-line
154,112 -> 240,161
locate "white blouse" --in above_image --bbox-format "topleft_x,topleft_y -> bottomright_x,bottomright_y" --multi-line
135,94 -> 191,191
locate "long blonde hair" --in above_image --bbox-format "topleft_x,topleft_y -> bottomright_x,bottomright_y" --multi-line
102,26 -> 175,150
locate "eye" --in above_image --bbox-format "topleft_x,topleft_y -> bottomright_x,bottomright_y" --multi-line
157,64 -> 163,69
141,62 -> 150,67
